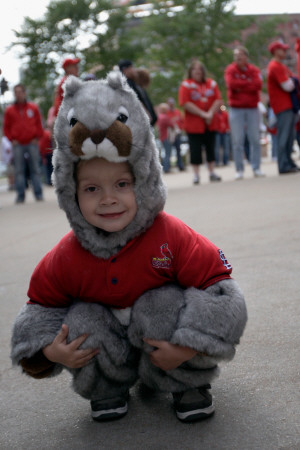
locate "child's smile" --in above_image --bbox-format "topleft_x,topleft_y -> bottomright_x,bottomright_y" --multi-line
77,157 -> 137,233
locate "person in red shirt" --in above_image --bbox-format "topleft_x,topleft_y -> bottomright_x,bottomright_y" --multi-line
267,41 -> 300,174
214,105 -> 230,166
225,46 -> 265,180
156,102 -> 175,173
166,97 -> 185,171
53,57 -> 80,117
11,72 -> 247,424
3,83 -> 44,203
179,59 -> 222,184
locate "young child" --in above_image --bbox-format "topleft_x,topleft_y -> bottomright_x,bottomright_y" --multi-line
11,71 -> 247,423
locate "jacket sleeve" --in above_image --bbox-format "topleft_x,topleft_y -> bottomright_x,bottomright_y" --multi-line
10,303 -> 68,378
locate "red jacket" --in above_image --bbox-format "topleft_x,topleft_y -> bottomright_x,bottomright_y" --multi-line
224,62 -> 262,108
3,101 -> 44,145
27,212 -> 232,309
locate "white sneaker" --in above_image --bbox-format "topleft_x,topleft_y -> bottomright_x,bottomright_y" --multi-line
235,171 -> 243,180
254,169 -> 265,177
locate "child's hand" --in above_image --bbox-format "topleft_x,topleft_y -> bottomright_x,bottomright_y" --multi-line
43,324 -> 99,369
143,338 -> 197,371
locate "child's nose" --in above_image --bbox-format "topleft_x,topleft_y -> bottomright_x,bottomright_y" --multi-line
99,188 -> 117,204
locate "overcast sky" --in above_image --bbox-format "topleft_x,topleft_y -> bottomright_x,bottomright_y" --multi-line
1,0 -> 300,95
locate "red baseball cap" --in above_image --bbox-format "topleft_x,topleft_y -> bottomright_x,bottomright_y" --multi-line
268,41 -> 289,54
62,58 -> 81,70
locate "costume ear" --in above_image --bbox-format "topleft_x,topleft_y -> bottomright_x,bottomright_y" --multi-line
106,70 -> 130,92
63,75 -> 83,97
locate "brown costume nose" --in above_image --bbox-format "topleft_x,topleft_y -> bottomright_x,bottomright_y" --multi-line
90,129 -> 106,145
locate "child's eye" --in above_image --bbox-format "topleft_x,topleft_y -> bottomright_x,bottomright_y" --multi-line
85,186 -> 97,192
116,180 -> 133,189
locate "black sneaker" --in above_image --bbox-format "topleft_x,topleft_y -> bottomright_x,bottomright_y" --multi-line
173,384 -> 215,422
91,392 -> 129,421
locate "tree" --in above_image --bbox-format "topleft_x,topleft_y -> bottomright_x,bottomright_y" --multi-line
10,0 -> 284,115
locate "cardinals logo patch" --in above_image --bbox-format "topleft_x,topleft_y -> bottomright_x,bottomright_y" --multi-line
152,243 -> 173,269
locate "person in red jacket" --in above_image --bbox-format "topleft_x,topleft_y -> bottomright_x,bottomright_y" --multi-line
53,57 -> 80,117
225,46 -> 265,179
3,83 -> 44,203
267,41 -> 300,174
179,59 -> 222,185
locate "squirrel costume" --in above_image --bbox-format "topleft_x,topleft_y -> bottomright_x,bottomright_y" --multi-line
11,71 -> 247,422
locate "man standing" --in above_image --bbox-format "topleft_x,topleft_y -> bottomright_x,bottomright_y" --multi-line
225,46 -> 265,179
3,84 -> 44,204
267,41 -> 300,174
118,60 -> 157,126
53,57 -> 81,117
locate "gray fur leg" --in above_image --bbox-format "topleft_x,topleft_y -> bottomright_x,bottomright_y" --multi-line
64,302 -> 139,399
11,303 -> 68,377
128,280 -> 247,392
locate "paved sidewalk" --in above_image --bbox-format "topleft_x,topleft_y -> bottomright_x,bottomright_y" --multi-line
1,159 -> 299,450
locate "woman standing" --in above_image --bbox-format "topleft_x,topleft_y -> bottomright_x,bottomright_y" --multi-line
179,60 -> 222,184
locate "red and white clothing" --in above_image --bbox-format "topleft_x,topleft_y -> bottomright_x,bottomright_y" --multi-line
156,113 -> 174,142
267,60 -> 293,114
178,78 -> 221,133
224,63 -> 262,108
3,101 -> 43,145
27,212 -> 232,309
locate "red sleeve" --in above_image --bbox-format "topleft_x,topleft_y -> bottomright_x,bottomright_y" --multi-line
27,232 -> 77,307
167,216 -> 232,289
178,81 -> 191,106
33,104 -> 44,139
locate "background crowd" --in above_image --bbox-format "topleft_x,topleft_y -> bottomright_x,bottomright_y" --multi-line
1,37 -> 300,203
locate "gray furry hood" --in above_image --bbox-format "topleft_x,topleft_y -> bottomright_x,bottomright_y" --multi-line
53,71 -> 167,259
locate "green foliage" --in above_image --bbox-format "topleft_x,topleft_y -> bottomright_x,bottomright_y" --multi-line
8,0 -> 283,116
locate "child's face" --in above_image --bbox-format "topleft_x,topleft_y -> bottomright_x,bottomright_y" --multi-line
76,157 -> 137,233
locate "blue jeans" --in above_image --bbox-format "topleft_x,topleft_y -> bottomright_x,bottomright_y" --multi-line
162,139 -> 172,173
172,134 -> 185,170
276,109 -> 296,173
13,142 -> 43,201
214,132 -> 230,165
229,107 -> 261,172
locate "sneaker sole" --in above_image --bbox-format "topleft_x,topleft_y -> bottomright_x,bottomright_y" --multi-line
176,403 -> 215,422
91,404 -> 128,421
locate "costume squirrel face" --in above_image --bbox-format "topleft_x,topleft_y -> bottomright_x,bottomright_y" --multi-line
52,71 -> 167,259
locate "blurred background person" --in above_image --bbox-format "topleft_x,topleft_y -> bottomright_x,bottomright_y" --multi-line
225,46 -> 265,179
214,105 -> 230,167
3,83 -> 44,203
166,97 -> 185,171
267,41 -> 300,174
1,135 -> 14,191
178,59 -> 222,185
53,57 -> 81,117
118,60 -> 157,126
156,102 -> 174,173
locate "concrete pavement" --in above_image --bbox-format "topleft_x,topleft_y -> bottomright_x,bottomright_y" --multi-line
1,158 -> 300,450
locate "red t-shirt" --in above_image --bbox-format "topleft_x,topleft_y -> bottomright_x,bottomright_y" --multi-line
224,62 -> 262,108
27,212 -> 232,309
267,60 -> 293,114
178,78 -> 221,133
